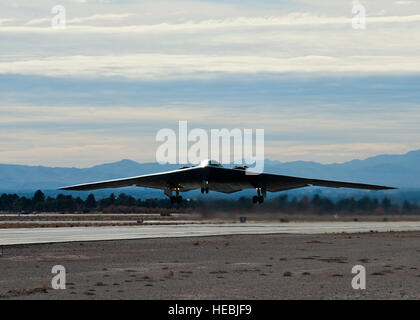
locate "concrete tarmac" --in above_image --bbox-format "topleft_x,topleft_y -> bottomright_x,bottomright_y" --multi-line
1,221 -> 420,245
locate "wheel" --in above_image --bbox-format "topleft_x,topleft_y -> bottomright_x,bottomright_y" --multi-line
252,196 -> 258,204
258,196 -> 264,204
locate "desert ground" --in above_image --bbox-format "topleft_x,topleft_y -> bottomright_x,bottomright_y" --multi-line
1,231 -> 419,299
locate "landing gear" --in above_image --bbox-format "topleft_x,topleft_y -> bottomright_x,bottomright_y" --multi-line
166,187 -> 182,205
170,196 -> 183,204
252,195 -> 264,204
201,180 -> 209,194
253,188 -> 265,204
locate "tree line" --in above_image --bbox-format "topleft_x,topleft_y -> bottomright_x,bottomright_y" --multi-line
199,194 -> 420,215
0,191 -> 194,213
0,190 -> 419,214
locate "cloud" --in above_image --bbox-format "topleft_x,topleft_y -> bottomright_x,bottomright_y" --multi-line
0,18 -> 14,25
1,54 -> 419,79
0,105 -> 216,125
2,13 -> 420,34
66,13 -> 134,24
25,13 -> 134,26
25,17 -> 50,26
2,1 -> 420,166
394,1 -> 414,5
1,103 -> 420,166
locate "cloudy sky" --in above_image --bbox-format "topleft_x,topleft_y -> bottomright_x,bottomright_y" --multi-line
1,0 -> 420,167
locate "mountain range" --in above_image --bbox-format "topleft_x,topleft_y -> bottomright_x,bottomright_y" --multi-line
1,150 -> 420,201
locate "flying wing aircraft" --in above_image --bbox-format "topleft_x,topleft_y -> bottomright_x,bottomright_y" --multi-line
59,159 -> 396,204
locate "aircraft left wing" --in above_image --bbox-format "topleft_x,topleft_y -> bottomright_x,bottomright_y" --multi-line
58,167 -> 203,191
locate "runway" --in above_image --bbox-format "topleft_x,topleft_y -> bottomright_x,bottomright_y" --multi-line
1,221 -> 420,246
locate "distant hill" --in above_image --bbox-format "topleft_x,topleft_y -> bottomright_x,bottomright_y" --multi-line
0,160 -> 178,191
263,150 -> 420,188
1,150 -> 420,201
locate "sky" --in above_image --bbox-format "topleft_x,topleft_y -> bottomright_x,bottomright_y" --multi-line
1,0 -> 420,167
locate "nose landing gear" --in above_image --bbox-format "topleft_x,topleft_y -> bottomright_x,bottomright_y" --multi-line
201,180 -> 209,194
252,187 -> 265,204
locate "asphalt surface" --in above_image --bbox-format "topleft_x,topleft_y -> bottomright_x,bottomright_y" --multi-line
1,221 -> 420,245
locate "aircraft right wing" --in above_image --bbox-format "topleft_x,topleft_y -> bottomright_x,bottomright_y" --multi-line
257,172 -> 396,192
